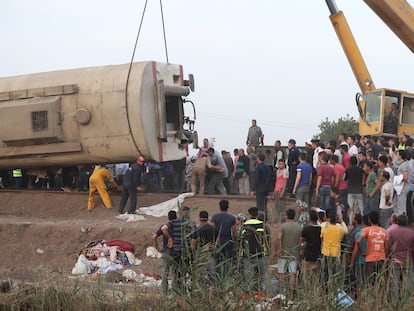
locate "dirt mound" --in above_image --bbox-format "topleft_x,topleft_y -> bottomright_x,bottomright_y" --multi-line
0,190 -> 260,281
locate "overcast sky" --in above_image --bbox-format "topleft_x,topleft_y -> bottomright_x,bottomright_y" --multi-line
1,0 -> 414,154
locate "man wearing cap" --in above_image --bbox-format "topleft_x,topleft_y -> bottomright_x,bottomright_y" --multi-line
118,156 -> 144,214
191,210 -> 217,286
287,139 -> 300,196
191,211 -> 217,249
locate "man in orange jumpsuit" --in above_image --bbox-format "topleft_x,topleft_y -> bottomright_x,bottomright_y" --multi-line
88,165 -> 118,211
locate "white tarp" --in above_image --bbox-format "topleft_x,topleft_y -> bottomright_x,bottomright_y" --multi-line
137,193 -> 194,217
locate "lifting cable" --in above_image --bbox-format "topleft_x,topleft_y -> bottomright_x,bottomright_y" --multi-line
124,0 -> 170,158
124,0 -> 149,158
159,0 -> 169,64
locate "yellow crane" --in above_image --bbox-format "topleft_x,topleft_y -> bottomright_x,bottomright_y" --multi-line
326,0 -> 414,138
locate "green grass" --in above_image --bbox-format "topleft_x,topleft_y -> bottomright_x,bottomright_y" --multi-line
1,258 -> 414,311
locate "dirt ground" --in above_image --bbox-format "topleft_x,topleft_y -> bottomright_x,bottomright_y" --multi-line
0,190 -> 275,282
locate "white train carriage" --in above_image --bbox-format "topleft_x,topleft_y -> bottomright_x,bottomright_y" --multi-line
0,61 -> 196,168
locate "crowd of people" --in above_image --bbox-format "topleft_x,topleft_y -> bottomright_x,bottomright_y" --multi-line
3,117 -> 414,305
152,200 -> 272,297
151,127 -> 414,306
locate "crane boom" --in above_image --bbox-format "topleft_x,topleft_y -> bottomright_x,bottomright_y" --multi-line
325,0 -> 376,94
364,0 -> 414,53
325,0 -> 414,139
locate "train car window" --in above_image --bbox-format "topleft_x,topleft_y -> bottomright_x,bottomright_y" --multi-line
31,111 -> 49,131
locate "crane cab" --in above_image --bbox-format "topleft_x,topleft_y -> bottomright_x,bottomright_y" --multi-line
359,88 -> 414,138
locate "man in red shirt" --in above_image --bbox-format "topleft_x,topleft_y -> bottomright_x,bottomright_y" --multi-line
387,214 -> 414,301
356,210 -> 387,284
316,153 -> 334,211
330,154 -> 347,205
340,145 -> 351,169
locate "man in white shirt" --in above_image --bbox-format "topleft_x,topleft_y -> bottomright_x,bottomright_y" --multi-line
379,171 -> 393,229
347,135 -> 358,157
311,139 -> 323,169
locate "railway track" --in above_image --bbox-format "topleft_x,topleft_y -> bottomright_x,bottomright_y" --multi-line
0,188 -> 299,205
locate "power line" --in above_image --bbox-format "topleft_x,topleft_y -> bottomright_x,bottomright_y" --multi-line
198,111 -> 318,130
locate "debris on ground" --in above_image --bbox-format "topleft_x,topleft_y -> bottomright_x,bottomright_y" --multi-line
137,193 -> 194,217
72,239 -> 142,278
115,214 -> 145,222
145,246 -> 161,258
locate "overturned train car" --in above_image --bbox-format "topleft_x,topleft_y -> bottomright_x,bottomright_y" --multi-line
0,61 -> 197,169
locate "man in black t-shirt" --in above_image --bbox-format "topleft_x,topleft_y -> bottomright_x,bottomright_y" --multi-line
300,210 -> 321,285
345,156 -> 365,219
191,211 -> 217,287
191,211 -> 217,248
287,139 -> 300,196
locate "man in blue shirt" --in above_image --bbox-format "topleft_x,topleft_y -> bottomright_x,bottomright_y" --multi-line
211,199 -> 236,277
293,153 -> 312,206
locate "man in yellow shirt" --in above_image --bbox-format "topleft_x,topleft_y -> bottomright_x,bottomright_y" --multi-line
320,210 -> 347,285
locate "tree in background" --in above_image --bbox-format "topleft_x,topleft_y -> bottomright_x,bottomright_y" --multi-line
314,114 -> 358,145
